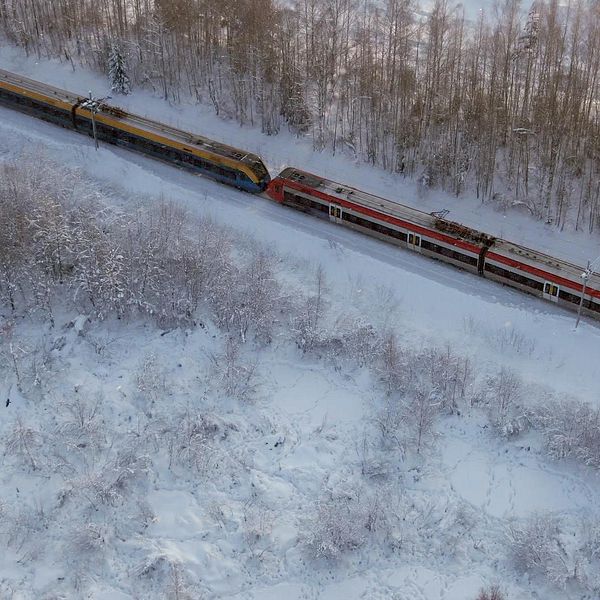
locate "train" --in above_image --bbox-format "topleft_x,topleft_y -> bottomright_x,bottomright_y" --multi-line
1,68 -> 599,320
0,69 -> 270,193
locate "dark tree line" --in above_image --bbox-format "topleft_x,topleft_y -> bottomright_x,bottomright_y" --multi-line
2,0 -> 600,231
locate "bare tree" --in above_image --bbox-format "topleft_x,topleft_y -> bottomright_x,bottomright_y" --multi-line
4,417 -> 43,471
476,584 -> 507,600
403,385 -> 441,454
483,367 -> 524,435
210,336 -> 260,403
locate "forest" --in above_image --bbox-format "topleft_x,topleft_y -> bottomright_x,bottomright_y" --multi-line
1,0 -> 599,232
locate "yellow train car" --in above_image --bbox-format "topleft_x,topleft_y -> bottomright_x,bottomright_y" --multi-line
0,69 -> 270,193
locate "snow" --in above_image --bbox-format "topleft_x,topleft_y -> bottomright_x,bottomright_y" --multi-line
442,418 -> 600,518
1,43 -> 600,600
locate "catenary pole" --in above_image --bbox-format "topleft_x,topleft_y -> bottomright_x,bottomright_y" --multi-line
575,255 -> 600,329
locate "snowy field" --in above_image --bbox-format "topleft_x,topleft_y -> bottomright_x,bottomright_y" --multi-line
1,46 -> 600,600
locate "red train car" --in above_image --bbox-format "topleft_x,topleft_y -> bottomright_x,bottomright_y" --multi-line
267,167 -> 600,319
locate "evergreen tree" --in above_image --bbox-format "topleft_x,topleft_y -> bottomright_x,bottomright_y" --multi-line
108,43 -> 131,95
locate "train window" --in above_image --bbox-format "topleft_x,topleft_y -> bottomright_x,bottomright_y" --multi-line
341,211 -> 407,242
313,199 -> 329,214
543,282 -> 560,302
588,299 -> 600,313
284,191 -> 310,209
484,263 -> 544,291
558,288 -> 581,305
283,191 -> 329,216
421,240 -> 478,266
387,226 -> 406,241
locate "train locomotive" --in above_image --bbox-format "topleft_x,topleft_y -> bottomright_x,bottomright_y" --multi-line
1,68 -> 599,320
0,69 -> 270,193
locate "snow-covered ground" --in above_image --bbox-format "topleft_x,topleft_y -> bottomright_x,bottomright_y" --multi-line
1,45 -> 600,600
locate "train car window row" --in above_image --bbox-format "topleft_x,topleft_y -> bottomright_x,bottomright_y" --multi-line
420,240 -> 478,266
283,191 -> 329,216
102,124 -> 239,182
556,287 -> 600,310
484,262 -> 544,291
587,298 -> 600,313
340,210 -> 407,241
1,90 -> 71,127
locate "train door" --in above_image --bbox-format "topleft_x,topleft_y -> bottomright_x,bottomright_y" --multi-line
543,281 -> 560,303
407,232 -> 422,253
329,204 -> 343,224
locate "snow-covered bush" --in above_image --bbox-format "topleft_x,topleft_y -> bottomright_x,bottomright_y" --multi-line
377,379 -> 443,455
376,331 -> 407,396
243,497 -> 275,556
68,522 -> 108,556
305,484 -> 386,560
68,447 -> 150,510
297,313 -> 381,367
376,340 -> 474,414
164,561 -> 200,600
403,385 -> 442,454
169,409 -> 224,476
72,213 -> 128,319
529,398 -> 600,467
135,553 -> 200,599
482,367 -> 526,437
135,353 -> 168,409
6,500 -> 51,557
421,345 -> 474,413
574,519 -> 600,593
581,519 -> 600,564
507,514 -> 571,587
463,317 -> 536,357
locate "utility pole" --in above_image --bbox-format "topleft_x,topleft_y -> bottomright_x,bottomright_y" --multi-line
80,91 -> 110,150
575,255 -> 600,329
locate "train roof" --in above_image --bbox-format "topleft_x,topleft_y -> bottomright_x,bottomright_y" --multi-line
0,69 -> 267,172
490,238 -> 600,286
280,166 -> 439,228
279,167 -> 496,247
